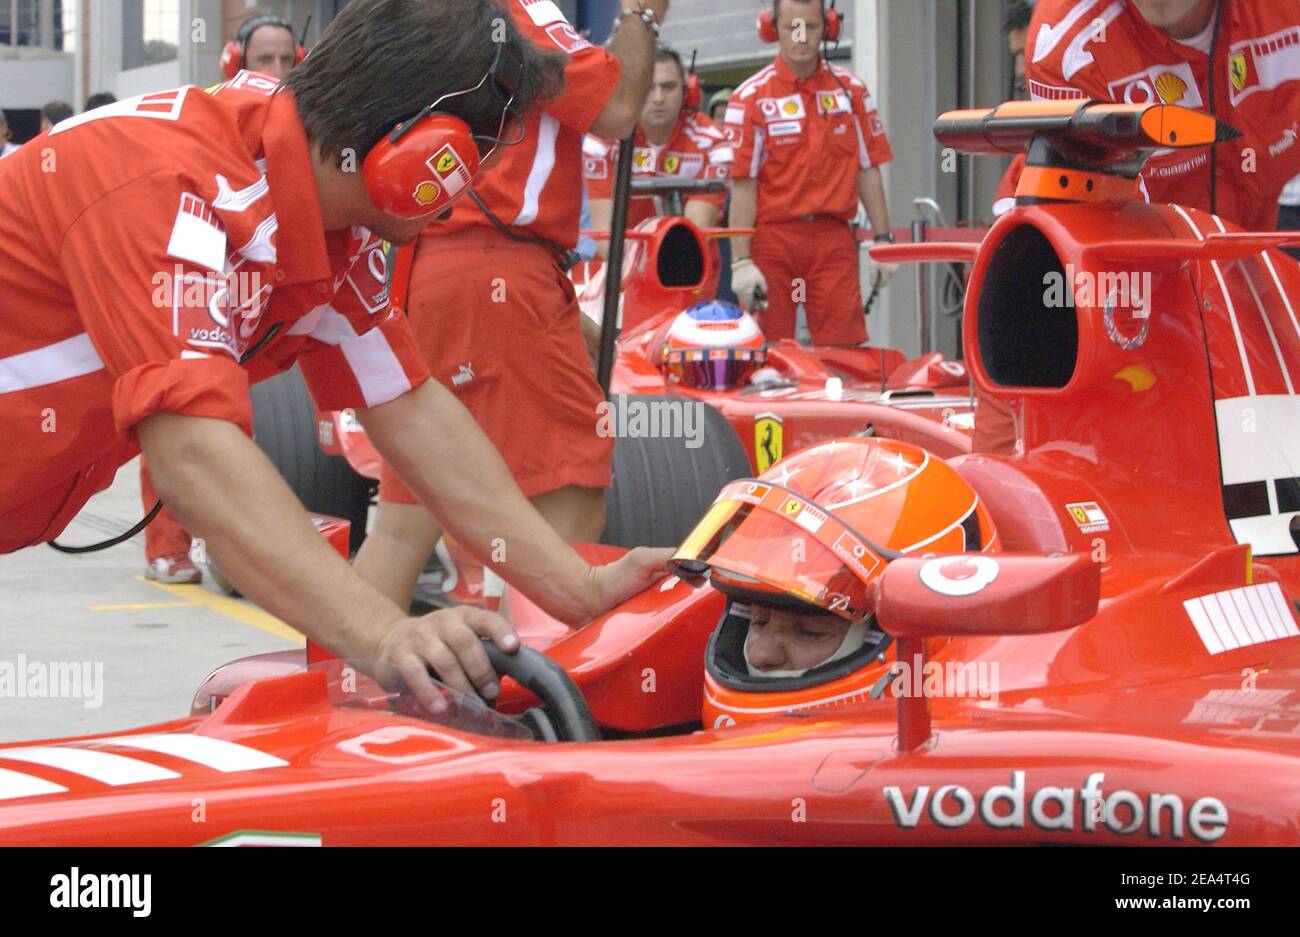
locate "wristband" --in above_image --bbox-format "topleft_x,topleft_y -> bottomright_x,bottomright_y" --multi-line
616,7 -> 660,37
872,231 -> 896,243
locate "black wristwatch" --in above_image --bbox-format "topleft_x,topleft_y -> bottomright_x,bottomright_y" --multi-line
873,231 -> 896,243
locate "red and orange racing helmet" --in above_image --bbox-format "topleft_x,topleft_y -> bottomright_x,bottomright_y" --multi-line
671,437 -> 1001,728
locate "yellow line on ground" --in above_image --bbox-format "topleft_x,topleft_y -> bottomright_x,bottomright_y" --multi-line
137,577 -> 306,645
91,600 -> 201,611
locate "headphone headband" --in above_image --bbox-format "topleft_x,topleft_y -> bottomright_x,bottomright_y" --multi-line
237,14 -> 294,45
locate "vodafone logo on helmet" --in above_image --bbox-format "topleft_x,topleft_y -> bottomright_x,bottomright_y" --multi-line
919,556 -> 999,597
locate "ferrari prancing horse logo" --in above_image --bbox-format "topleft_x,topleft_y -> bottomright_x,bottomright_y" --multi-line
1230,52 -> 1247,93
755,412 -> 784,473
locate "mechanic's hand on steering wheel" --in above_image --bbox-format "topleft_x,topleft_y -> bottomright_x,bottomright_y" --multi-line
375,608 -> 519,714
582,546 -> 675,622
867,254 -> 900,290
731,256 -> 768,313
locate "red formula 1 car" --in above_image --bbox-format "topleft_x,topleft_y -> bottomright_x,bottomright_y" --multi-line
6,100 -> 1298,846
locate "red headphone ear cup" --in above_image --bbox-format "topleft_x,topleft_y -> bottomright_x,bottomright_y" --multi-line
295,45 -> 307,65
825,9 -> 842,42
362,114 -> 480,219
756,10 -> 778,43
220,40 -> 242,80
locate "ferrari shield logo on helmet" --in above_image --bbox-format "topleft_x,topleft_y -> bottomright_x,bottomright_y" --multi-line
754,412 -> 783,472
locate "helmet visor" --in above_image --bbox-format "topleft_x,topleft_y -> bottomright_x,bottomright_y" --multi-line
671,480 -> 891,620
664,347 -> 765,390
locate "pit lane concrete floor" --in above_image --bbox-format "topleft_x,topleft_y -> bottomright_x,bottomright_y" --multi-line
0,458 -> 307,743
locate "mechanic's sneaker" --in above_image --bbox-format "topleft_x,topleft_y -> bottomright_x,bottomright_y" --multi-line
144,553 -> 203,585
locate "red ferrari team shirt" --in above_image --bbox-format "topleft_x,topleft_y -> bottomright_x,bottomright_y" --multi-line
1026,0 -> 1300,231
725,56 -> 894,225
0,71 -> 428,551
433,0 -> 621,249
583,110 -> 734,227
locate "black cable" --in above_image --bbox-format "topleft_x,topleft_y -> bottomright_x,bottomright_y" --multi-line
46,319 -> 285,555
468,190 -> 581,271
48,500 -> 163,554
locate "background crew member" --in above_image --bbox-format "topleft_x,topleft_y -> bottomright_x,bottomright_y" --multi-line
1026,0 -> 1300,233
585,46 -> 733,250
726,0 -> 897,347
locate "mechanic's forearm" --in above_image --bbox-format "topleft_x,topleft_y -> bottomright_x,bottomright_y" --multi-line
137,413 -> 404,659
593,1 -> 669,139
729,179 -> 758,257
859,167 -> 891,235
357,380 -> 594,624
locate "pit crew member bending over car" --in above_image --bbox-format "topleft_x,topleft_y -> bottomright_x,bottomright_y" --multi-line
668,436 -> 1001,728
584,46 -> 734,251
0,0 -> 669,709
1025,0 -> 1300,233
354,0 -> 671,612
725,0 -> 897,346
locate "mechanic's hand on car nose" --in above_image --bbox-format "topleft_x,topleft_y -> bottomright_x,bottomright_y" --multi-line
731,256 -> 768,312
583,546 -> 675,621
375,608 -> 519,714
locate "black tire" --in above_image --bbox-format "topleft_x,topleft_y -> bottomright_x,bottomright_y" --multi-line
250,366 -> 374,553
600,395 -> 750,549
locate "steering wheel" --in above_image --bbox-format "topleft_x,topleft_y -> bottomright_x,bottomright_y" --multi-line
481,640 -> 600,743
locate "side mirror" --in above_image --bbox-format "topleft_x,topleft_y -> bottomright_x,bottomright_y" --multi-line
867,553 -> 1100,751
869,553 -> 1101,639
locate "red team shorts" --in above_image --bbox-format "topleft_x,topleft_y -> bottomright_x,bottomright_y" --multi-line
378,228 -> 614,505
750,217 -> 867,347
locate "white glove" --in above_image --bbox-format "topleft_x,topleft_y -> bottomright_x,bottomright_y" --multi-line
867,254 -> 900,290
732,257 -> 768,311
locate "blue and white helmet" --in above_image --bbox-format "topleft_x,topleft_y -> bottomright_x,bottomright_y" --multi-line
662,301 -> 767,389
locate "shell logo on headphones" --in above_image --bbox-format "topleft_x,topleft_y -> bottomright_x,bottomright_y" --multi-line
413,181 -> 442,206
